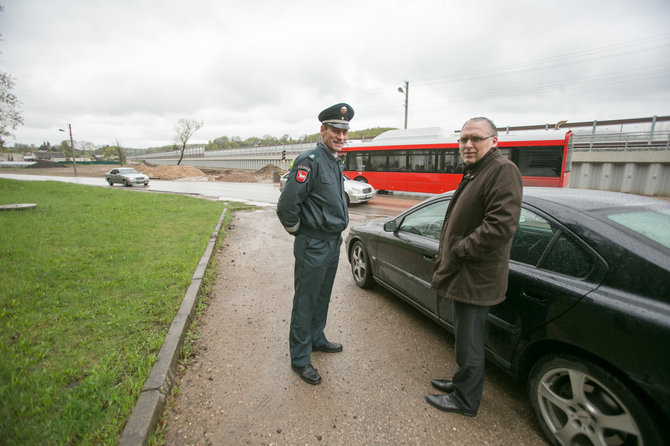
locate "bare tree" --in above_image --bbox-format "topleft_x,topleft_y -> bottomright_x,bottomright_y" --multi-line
0,72 -> 24,148
113,139 -> 126,166
174,118 -> 203,165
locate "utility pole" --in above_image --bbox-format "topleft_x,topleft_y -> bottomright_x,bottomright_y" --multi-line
398,81 -> 409,129
59,124 -> 77,176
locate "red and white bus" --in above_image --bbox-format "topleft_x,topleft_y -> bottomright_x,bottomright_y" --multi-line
342,127 -> 573,194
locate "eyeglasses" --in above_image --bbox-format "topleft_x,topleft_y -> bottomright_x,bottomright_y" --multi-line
458,135 -> 494,144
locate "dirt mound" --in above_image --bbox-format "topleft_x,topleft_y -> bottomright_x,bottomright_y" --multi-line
255,164 -> 282,182
136,163 -> 206,180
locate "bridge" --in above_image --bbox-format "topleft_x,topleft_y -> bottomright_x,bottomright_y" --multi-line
132,115 -> 670,196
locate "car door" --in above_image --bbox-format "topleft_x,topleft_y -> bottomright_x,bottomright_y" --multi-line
485,205 -> 607,367
376,198 -> 449,316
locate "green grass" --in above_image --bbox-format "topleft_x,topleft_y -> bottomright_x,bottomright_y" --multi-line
0,179 -> 251,445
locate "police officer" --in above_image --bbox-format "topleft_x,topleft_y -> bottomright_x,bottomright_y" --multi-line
276,103 -> 353,385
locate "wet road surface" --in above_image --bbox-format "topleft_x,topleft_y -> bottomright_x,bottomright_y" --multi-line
164,208 -> 548,445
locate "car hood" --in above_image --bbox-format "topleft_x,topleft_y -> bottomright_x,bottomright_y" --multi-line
351,217 -> 386,234
344,179 -> 371,189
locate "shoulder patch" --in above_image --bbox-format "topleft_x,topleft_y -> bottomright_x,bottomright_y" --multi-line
296,169 -> 309,183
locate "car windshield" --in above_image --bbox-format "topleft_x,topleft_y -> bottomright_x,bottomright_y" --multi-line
605,206 -> 670,249
119,168 -> 139,174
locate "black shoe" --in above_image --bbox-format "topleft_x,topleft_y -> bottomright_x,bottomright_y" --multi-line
425,393 -> 477,417
313,341 -> 343,353
431,379 -> 454,393
291,363 -> 321,385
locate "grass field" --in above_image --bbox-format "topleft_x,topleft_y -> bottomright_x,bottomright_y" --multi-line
0,179 -> 250,445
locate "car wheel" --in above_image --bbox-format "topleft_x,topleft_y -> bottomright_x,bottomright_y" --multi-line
123,179 -> 130,187
107,179 -> 114,186
350,240 -> 375,288
528,354 -> 662,446
144,183 -> 149,187
345,193 -> 351,206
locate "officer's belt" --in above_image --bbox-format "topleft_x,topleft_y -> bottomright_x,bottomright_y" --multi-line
299,227 -> 341,241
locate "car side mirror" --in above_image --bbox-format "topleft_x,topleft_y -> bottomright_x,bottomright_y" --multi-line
383,220 -> 397,232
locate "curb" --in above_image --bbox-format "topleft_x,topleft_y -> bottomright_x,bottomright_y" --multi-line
119,207 -> 228,446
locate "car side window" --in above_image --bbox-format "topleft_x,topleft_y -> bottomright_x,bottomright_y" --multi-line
398,199 -> 450,240
511,207 -> 594,278
540,234 -> 593,278
511,208 -> 556,266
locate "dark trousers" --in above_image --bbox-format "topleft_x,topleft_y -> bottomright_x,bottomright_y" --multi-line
289,234 -> 341,367
451,300 -> 490,412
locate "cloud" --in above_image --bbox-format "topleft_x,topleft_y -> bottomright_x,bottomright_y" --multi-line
2,0 -> 669,148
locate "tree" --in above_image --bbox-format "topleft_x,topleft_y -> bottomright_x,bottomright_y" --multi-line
0,72 -> 24,148
113,140 -> 127,165
174,118 -> 202,165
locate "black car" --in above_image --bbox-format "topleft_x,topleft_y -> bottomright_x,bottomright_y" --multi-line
345,187 -> 670,446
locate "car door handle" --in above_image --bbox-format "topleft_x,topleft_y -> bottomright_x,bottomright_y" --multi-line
521,288 -> 551,303
423,254 -> 437,262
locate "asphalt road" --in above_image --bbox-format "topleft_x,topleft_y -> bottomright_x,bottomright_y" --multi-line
163,207 -> 549,445
0,173 -> 282,206
0,172 -> 427,217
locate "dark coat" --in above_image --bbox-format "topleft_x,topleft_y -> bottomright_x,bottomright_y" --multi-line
431,148 -> 522,306
276,142 -> 349,240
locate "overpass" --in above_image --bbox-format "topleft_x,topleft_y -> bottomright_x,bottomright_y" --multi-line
132,115 -> 670,196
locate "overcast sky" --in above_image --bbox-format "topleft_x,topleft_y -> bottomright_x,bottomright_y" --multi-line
2,0 -> 669,149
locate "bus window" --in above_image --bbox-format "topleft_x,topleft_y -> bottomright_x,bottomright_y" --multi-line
369,152 -> 387,171
437,150 -> 461,173
408,150 -> 435,172
347,152 -> 365,171
388,151 -> 408,172
502,146 -> 563,177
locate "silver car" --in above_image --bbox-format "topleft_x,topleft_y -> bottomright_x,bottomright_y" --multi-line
279,172 -> 376,205
105,168 -> 149,187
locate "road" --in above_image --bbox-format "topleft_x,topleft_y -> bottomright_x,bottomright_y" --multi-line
0,173 -> 282,207
0,172 -> 426,217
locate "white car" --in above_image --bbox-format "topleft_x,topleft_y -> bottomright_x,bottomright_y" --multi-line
279,172 -> 376,205
105,167 -> 150,187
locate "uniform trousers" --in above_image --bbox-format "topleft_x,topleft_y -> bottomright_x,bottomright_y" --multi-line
290,233 -> 342,367
450,300 -> 491,413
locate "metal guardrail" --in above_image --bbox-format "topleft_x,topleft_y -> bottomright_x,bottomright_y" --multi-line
573,132 -> 670,151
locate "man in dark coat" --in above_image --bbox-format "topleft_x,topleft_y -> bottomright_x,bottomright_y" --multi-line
427,117 -> 522,416
276,103 -> 353,385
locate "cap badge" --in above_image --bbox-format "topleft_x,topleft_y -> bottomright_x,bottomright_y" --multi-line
341,106 -> 347,115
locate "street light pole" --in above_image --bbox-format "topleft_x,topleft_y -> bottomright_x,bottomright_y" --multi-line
397,81 -> 409,129
59,124 -> 77,177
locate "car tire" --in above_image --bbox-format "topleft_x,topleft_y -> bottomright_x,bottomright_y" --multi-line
123,179 -> 130,187
350,240 -> 375,289
144,183 -> 149,187
107,179 -> 114,186
345,193 -> 351,207
528,354 -> 662,446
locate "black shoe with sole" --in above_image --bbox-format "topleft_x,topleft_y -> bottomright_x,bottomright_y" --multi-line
425,393 -> 477,417
431,379 -> 454,393
291,363 -> 322,385
313,341 -> 343,353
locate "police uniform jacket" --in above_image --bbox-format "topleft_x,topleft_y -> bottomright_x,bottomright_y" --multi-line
431,148 -> 522,306
277,142 -> 349,240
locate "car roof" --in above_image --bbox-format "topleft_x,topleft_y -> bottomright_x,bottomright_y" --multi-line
520,187 -> 668,212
